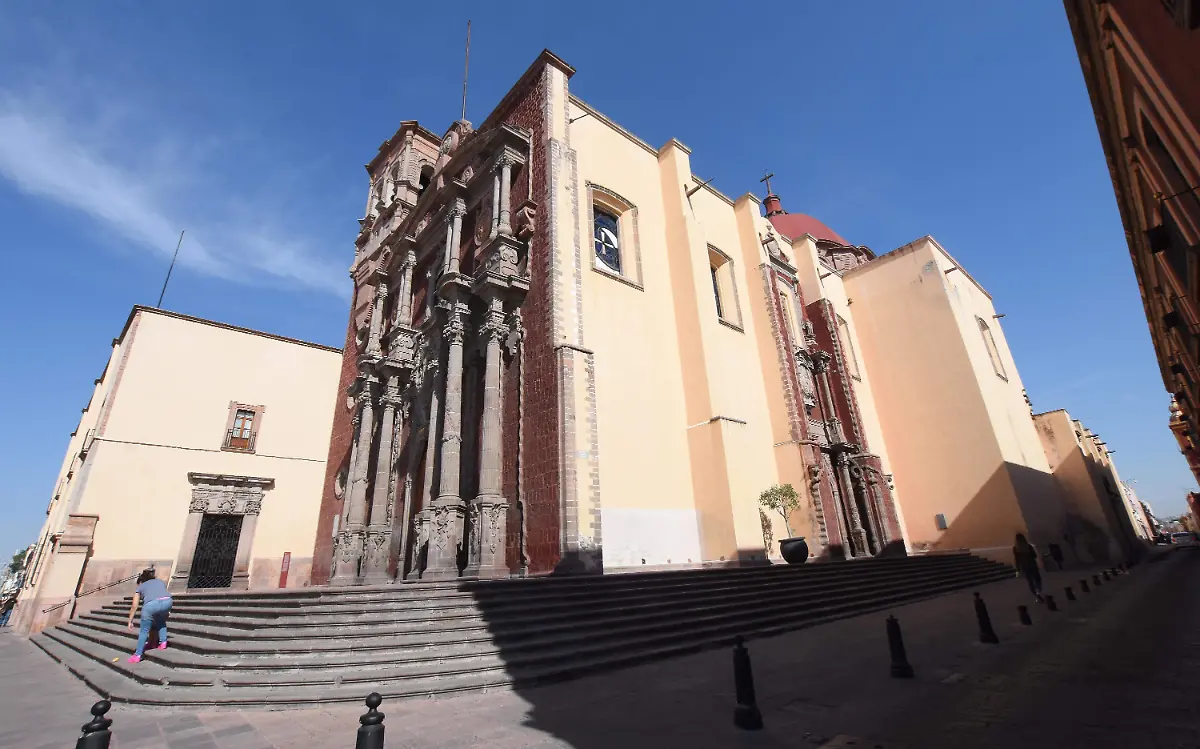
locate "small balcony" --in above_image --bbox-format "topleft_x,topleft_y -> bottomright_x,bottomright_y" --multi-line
222,430 -> 256,453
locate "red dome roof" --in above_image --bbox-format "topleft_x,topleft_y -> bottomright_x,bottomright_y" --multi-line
768,212 -> 848,246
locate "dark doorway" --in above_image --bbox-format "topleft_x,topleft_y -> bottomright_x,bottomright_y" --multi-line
188,514 -> 243,589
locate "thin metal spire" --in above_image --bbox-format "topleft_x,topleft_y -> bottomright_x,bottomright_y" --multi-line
156,230 -> 185,309
461,20 -> 471,121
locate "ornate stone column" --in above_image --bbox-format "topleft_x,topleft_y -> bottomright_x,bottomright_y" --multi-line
834,454 -> 868,558
397,251 -> 416,327
811,352 -> 844,443
361,375 -> 401,584
424,302 -> 469,579
366,274 -> 388,357
496,153 -> 515,237
850,463 -> 883,555
442,201 -> 466,277
465,299 -> 509,578
408,350 -> 441,580
331,378 -> 378,584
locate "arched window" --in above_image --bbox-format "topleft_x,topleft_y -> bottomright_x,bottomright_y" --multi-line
418,165 -> 434,196
587,183 -> 643,288
594,210 -> 621,273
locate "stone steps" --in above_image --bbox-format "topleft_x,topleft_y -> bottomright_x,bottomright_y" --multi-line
32,553 -> 1012,707
84,555 -> 987,632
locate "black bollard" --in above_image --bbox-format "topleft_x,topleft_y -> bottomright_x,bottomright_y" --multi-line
355,693 -> 385,749
76,700 -> 113,749
1093,574 -> 1102,587
732,636 -> 764,730
1044,594 -> 1058,612
1065,586 -> 1076,602
974,592 -> 999,644
1102,570 -> 1111,581
1080,579 -> 1091,594
886,615 -> 915,678
1018,605 -> 1033,626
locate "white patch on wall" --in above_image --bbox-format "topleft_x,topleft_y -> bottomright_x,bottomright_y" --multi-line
601,508 -> 702,568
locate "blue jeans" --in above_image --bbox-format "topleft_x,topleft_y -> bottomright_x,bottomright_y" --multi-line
135,597 -> 171,656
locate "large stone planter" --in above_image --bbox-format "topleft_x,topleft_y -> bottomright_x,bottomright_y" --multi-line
779,537 -> 810,565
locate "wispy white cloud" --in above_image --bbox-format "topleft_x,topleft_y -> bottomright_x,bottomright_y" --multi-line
0,89 -> 347,297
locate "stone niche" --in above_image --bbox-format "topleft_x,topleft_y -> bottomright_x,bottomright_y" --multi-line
168,473 -> 274,592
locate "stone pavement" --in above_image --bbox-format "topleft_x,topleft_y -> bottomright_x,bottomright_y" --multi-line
2,553 -> 1195,748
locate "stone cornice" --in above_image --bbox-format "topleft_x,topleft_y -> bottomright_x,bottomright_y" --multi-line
187,473 -> 275,489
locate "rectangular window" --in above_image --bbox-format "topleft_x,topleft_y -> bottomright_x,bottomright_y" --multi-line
836,315 -> 861,380
223,404 -> 263,453
977,317 -> 1008,381
935,513 -> 948,531
708,247 -> 742,329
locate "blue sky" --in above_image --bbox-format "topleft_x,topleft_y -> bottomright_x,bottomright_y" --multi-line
0,1 -> 1192,558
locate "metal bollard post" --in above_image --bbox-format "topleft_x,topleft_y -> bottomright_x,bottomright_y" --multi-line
76,700 -> 113,749
1080,579 -> 1091,594
732,636 -> 764,730
1093,574 -> 1102,587
1018,605 -> 1033,626
1044,594 -> 1058,612
886,615 -> 915,678
1102,570 -> 1111,581
355,693 -> 385,749
974,592 -> 999,644
1064,586 -> 1076,602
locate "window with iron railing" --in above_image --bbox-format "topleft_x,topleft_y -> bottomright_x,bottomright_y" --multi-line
221,405 -> 262,453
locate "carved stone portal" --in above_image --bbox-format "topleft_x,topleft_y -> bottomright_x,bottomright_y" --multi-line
168,473 -> 274,592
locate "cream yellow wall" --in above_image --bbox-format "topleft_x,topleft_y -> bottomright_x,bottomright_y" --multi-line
65,310 -> 339,589
842,239 -> 1030,553
569,101 -> 701,566
570,98 -> 793,565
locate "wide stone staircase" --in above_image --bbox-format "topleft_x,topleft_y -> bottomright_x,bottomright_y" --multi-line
32,552 -> 1012,707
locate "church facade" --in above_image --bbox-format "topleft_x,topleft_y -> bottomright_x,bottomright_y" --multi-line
310,50 -> 909,584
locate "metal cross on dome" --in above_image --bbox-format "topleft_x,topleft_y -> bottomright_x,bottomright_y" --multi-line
760,171 -> 776,195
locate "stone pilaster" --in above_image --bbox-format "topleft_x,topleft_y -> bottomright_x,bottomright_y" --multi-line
465,298 -> 509,578
441,200 -> 466,277
331,378 -> 377,585
361,376 -> 400,585
424,301 -> 468,580
835,454 -> 868,558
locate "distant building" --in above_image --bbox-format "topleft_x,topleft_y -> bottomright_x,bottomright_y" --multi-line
1064,1 -> 1200,464
1034,409 -> 1149,563
12,307 -> 340,634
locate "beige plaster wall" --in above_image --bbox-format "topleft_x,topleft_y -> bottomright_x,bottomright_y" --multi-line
570,101 -> 702,567
842,238 -> 1034,554
570,99 -> 792,565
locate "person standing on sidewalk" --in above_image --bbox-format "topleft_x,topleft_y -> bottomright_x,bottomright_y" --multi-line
125,568 -> 172,663
1013,533 -> 1045,603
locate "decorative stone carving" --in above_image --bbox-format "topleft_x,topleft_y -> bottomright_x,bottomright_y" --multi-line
512,202 -> 536,242
189,497 -> 209,513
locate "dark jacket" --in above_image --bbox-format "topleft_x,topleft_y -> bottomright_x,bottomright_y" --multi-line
1013,543 -> 1039,571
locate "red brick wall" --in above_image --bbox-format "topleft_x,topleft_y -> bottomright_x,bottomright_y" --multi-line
311,302 -> 361,583
498,71 -> 562,575
1109,0 -> 1200,131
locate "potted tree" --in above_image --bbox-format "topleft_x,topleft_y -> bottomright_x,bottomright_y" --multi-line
759,484 -> 808,564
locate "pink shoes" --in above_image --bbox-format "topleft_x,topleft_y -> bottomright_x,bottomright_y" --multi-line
157,642 -> 168,650
128,655 -> 142,663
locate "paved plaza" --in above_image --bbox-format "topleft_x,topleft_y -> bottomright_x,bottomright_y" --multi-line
2,552 -> 1197,748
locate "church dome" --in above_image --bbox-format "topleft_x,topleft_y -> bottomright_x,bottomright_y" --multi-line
768,212 -> 849,246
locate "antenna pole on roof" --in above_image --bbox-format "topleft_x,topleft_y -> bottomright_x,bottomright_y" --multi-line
461,20 -> 471,121
156,230 -> 185,309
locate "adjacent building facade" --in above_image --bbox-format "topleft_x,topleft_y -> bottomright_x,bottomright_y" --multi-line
1064,0 -> 1200,462
1034,409 -> 1150,562
13,307 -> 340,633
